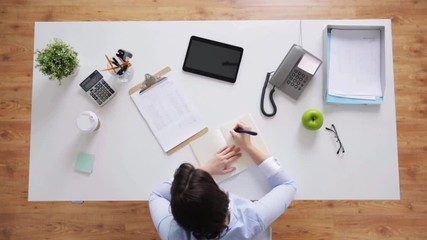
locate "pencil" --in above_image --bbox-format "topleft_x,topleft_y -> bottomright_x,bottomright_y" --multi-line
101,66 -> 120,71
105,54 -> 117,73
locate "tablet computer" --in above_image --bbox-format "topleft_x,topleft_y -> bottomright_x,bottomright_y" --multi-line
183,36 -> 244,83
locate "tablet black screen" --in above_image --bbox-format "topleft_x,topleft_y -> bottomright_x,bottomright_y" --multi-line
183,36 -> 243,83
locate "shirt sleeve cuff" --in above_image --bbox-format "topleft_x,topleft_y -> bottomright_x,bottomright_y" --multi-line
258,156 -> 281,178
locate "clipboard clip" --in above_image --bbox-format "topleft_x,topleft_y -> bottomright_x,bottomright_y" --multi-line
129,66 -> 171,95
139,73 -> 167,94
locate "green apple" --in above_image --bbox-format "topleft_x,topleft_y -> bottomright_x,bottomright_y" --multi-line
302,109 -> 324,131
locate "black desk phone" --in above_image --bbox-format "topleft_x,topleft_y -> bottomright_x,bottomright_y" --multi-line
261,44 -> 322,117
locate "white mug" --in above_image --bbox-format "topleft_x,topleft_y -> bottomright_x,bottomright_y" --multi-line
76,111 -> 100,132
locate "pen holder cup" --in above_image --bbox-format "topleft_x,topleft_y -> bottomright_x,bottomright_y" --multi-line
106,61 -> 134,83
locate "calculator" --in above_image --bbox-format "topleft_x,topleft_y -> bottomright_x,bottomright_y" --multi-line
80,70 -> 116,107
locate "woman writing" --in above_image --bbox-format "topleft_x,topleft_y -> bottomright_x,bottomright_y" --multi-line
149,122 -> 296,239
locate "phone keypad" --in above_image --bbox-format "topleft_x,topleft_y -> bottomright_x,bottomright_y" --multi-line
286,69 -> 309,91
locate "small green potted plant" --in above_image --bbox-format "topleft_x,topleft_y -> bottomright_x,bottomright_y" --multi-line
35,38 -> 79,85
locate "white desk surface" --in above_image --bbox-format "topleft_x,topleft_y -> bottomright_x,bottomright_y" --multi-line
29,20 -> 400,201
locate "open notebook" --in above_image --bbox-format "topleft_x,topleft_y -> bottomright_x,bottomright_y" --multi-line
190,114 -> 270,182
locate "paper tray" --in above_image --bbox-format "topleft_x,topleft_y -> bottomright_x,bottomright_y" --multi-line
322,25 -> 386,104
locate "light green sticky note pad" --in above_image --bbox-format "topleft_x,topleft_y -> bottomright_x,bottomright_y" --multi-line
75,152 -> 95,174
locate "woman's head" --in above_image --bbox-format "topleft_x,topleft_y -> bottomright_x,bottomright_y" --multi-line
171,163 -> 229,239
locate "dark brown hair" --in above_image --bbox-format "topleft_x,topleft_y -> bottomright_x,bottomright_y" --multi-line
171,163 -> 229,239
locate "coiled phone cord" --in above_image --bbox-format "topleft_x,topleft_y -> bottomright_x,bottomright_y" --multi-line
260,72 -> 277,117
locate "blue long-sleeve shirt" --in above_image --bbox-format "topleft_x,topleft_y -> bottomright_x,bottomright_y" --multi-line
149,157 -> 297,240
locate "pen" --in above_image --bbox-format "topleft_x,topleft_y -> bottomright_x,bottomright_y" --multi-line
234,127 -> 258,136
112,57 -> 121,66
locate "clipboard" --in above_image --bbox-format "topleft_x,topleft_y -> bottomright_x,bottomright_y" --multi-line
129,67 -> 207,155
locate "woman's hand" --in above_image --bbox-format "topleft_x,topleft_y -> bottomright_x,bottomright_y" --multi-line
200,145 -> 241,175
230,122 -> 254,151
230,121 -> 268,165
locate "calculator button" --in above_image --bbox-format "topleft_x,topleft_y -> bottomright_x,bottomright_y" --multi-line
87,78 -> 116,106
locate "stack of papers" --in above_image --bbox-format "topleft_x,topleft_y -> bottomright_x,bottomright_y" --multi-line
326,29 -> 384,104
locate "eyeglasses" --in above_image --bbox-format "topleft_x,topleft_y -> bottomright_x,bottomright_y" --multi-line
325,124 -> 345,154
